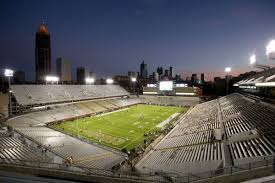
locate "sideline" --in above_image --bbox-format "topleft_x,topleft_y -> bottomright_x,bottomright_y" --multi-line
95,107 -> 129,117
156,113 -> 180,128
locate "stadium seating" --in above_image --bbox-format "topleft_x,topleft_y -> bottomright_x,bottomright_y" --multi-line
11,85 -> 129,106
136,93 -> 275,175
6,84 -> 275,176
7,98 -> 140,128
0,134 -> 49,164
14,127 -> 125,169
139,95 -> 199,106
5,97 -> 139,170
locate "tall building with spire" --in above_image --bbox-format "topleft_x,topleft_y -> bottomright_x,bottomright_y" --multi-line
35,23 -> 51,83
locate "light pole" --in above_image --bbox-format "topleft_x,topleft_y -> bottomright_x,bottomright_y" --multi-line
85,77 -> 95,85
4,69 -> 14,116
131,77 -> 136,94
224,67 -> 231,95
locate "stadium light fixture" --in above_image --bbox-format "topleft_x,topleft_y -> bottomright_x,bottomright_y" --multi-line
45,76 -> 59,82
4,69 -> 14,116
131,77 -> 137,82
45,76 -> 59,84
250,54 -> 256,65
266,40 -> 275,56
106,78 -> 113,84
4,69 -> 14,77
85,77 -> 95,84
224,67 -> 231,73
224,67 -> 232,95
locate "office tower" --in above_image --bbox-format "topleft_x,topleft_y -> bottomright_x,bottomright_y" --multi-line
35,23 -> 51,82
77,67 -> 89,84
169,66 -> 174,78
164,69 -> 169,77
157,66 -> 163,79
140,61 -> 148,79
56,57 -> 72,82
191,74 -> 198,83
201,73 -> 205,83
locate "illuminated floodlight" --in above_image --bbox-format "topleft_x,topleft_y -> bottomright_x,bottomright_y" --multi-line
4,69 -> 14,77
131,77 -> 137,82
225,67 -> 231,73
255,82 -> 275,87
250,54 -> 256,65
106,78 -> 113,84
176,83 -> 188,87
266,40 -> 275,56
147,84 -> 157,87
45,76 -> 59,82
85,77 -> 95,84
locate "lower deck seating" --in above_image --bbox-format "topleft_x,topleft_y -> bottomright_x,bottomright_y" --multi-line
0,136 -> 48,163
136,93 -> 275,175
15,127 -> 125,169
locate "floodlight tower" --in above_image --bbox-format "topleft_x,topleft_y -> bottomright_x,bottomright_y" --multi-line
131,77 -> 137,94
225,67 -> 231,95
266,40 -> 275,60
4,69 -> 14,116
85,77 -> 95,85
45,76 -> 59,85
250,54 -> 270,70
106,78 -> 113,85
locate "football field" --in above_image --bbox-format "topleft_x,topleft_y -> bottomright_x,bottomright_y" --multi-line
51,104 -> 186,151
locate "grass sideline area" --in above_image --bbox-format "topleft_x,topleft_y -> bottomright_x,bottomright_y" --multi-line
51,104 -> 186,151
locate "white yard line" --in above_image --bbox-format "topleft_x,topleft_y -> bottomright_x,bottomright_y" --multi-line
156,113 -> 180,128
95,107 -> 129,117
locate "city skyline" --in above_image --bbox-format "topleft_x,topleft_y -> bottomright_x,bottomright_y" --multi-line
1,0 -> 275,81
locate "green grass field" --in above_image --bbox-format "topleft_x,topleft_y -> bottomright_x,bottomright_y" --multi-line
51,104 -> 186,151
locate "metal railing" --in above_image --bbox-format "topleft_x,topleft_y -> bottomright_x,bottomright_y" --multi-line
0,156 -> 274,183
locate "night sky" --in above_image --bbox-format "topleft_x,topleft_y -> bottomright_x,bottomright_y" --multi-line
1,0 -> 275,81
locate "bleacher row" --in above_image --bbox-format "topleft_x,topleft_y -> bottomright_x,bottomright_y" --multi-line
139,95 -> 200,107
11,85 -> 129,106
0,133 -> 48,164
14,127 -> 124,169
136,93 -> 275,175
7,98 -> 139,128
136,99 -> 223,174
219,93 -> 275,164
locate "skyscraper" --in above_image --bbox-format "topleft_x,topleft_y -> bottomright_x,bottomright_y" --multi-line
140,61 -> 148,79
164,69 -> 169,77
77,67 -> 89,84
191,74 -> 198,84
156,66 -> 163,80
169,66 -> 174,79
35,23 -> 51,83
201,73 -> 205,83
56,57 -> 72,83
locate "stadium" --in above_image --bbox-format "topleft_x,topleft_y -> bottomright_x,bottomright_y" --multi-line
1,69 -> 275,183
1,1 -> 275,182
